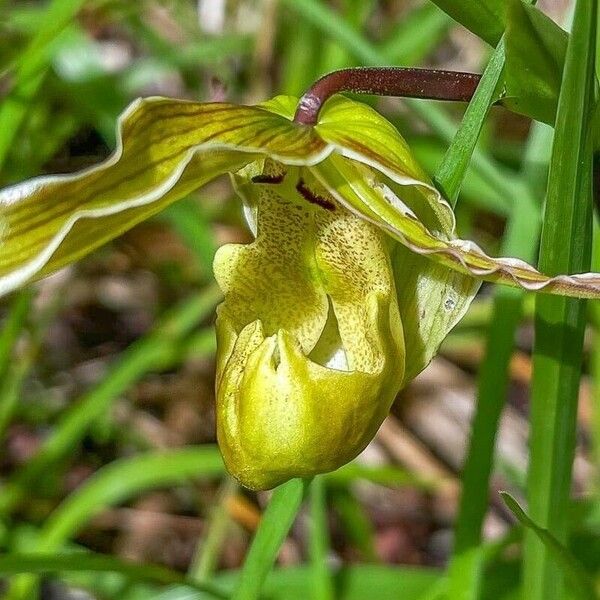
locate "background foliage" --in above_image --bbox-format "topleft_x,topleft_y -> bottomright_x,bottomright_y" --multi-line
0,1 -> 598,599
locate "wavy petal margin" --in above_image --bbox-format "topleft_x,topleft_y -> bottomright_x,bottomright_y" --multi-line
314,154 -> 600,300
0,97 -> 330,295
4,92 -> 600,306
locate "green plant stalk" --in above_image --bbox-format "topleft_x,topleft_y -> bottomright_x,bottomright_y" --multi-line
0,285 -> 222,516
591,222 -> 600,488
232,478 -> 310,600
309,476 -> 334,600
447,124 -> 550,600
524,1 -> 597,598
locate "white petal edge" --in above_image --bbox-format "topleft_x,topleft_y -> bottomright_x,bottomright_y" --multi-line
313,161 -> 600,299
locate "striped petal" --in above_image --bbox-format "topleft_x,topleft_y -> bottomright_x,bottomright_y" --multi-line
0,97 -> 328,295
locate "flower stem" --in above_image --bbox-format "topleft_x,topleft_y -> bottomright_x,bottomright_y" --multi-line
293,67 -> 481,125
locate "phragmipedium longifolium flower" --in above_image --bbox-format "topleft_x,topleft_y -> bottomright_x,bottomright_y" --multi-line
2,70 -> 600,489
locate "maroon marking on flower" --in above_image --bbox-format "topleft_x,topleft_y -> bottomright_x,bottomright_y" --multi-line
251,173 -> 285,184
296,179 -> 336,212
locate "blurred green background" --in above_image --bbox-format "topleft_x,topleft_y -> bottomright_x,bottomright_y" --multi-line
1,1 -> 598,599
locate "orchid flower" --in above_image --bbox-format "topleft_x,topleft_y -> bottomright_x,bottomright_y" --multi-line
2,68 -> 600,489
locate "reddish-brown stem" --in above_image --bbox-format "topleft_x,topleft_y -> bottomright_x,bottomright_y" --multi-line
293,67 -> 482,126
293,67 -> 600,214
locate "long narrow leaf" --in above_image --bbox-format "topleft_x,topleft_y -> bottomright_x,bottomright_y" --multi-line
428,0 -> 505,46
0,552 -> 228,599
7,447 -> 225,599
0,287 -> 221,516
524,1 -> 597,599
502,493 -> 598,600
504,0 -> 568,125
434,39 -> 506,205
309,476 -> 334,600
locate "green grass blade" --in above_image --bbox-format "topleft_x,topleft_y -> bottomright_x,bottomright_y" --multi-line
447,122 -> 550,600
380,4 -> 451,64
279,0 -> 382,65
0,552 -> 228,599
39,447 -> 224,550
405,97 -> 522,216
447,219 -> 538,600
233,478 -> 310,600
189,477 -> 238,583
324,463 -> 432,489
316,0 -> 364,75
330,487 -> 377,562
0,284 -> 66,441
524,1 -> 597,599
502,493 -> 598,600
0,289 -> 35,440
0,286 -> 222,516
0,359 -> 32,442
434,40 -> 505,205
279,14 -> 322,96
162,199 -> 218,276
6,447 -> 225,599
309,476 -> 334,600
0,289 -> 33,374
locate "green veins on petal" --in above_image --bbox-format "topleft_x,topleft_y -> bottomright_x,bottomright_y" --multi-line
4,92 -> 600,488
